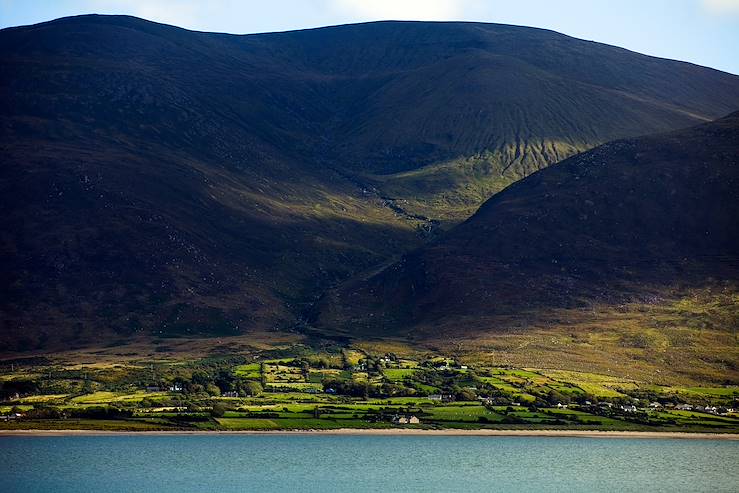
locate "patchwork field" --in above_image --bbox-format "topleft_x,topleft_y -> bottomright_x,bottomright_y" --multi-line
1,343 -> 737,433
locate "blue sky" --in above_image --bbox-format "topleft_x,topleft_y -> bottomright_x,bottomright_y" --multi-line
2,0 -> 738,74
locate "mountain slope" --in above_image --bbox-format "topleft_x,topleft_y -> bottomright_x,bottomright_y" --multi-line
5,16 -> 739,219
316,112 -> 739,336
2,15 -> 739,349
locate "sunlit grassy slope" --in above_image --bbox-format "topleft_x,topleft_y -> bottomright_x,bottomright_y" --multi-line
316,114 -> 739,383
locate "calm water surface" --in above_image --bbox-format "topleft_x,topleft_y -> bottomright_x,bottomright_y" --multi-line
1,435 -> 737,492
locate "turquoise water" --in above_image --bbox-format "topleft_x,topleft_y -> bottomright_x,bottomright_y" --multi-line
1,435 -> 737,492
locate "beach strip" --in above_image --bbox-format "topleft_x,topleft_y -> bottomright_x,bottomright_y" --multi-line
1,429 -> 738,440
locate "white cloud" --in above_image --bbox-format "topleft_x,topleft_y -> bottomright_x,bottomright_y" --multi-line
702,0 -> 739,14
329,0 -> 470,21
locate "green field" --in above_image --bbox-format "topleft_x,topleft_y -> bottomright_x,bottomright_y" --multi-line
383,369 -> 417,381
1,345 -> 737,433
234,363 -> 261,379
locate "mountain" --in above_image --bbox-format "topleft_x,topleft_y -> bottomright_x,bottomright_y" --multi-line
316,113 -> 739,338
2,15 -> 739,350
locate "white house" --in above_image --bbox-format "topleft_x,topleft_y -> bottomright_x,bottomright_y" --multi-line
392,415 -> 420,425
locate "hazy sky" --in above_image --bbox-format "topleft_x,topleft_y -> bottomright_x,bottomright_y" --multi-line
2,0 -> 738,74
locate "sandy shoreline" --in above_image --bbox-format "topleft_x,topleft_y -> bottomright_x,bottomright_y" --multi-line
1,429 -> 738,440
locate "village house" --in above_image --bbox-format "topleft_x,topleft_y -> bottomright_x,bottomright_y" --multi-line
620,405 -> 638,413
222,391 -> 239,398
428,394 -> 453,402
392,415 -> 420,425
675,404 -> 693,411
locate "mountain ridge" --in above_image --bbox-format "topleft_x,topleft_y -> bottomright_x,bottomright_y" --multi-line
2,15 -> 739,350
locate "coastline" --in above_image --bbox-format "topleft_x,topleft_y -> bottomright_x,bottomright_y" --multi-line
1,429 -> 738,440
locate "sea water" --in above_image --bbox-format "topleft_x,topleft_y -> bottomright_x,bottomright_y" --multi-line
1,435 -> 737,492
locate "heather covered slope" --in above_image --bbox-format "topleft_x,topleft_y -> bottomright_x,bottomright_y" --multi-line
317,113 -> 739,337
2,15 -> 739,349
5,16 -> 739,219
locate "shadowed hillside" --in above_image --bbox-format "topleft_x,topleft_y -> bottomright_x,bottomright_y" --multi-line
2,15 -> 739,349
317,113 -> 739,338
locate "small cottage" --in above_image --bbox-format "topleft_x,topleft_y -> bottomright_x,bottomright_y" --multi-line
392,415 -> 420,425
